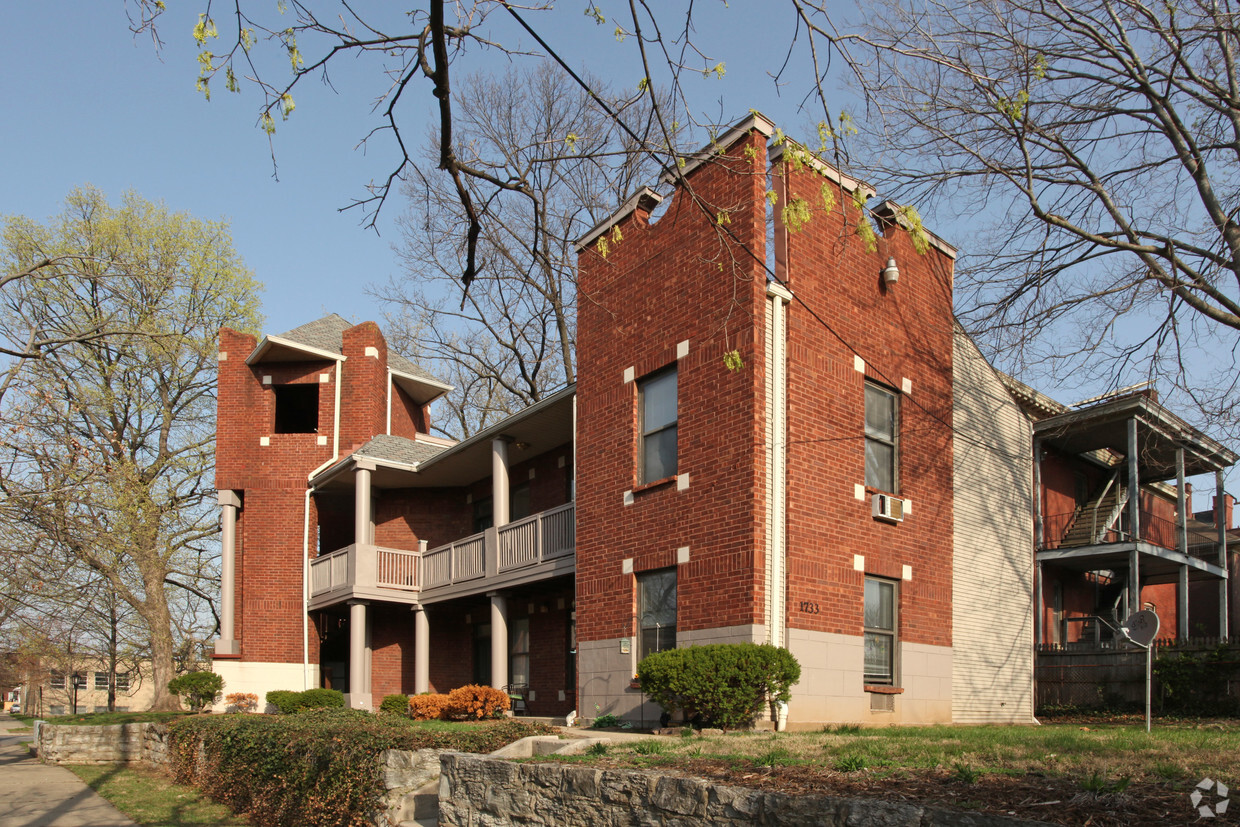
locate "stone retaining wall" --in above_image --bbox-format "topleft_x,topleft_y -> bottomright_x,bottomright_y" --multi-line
37,722 -> 169,766
438,752 -> 1052,826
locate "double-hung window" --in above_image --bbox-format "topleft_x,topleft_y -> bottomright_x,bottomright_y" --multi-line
864,383 -> 898,493
94,672 -> 109,690
639,367 -> 678,484
863,577 -> 898,685
637,569 -> 677,661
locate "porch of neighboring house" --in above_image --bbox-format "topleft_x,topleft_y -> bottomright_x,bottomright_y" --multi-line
1034,394 -> 1236,647
303,388 -> 577,714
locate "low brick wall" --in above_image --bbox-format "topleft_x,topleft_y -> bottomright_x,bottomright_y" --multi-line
37,722 -> 169,766
438,753 -> 1052,826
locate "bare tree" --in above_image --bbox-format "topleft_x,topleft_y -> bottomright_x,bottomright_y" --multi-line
816,0 -> 1240,432
0,186 -> 262,710
372,65 -> 664,436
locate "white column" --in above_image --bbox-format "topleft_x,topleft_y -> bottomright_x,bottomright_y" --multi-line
355,466 -> 372,546
346,600 -> 371,710
1127,419 -> 1141,613
492,439 -> 510,527
489,592 -> 509,691
216,491 -> 240,656
1218,470 -> 1230,638
413,606 -> 430,694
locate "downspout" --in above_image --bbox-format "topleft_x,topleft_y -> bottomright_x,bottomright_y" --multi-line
767,282 -> 791,731
303,356 -> 345,690
386,369 -> 392,435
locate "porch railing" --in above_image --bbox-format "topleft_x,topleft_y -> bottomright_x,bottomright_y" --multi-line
310,502 -> 575,600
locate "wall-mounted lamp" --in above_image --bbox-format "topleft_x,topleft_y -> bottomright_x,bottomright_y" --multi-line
882,257 -> 900,285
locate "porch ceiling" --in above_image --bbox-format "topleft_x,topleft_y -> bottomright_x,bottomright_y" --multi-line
1036,540 -> 1227,584
1034,395 -> 1235,480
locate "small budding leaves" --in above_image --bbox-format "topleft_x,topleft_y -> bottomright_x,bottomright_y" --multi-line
723,350 -> 744,373
585,4 -> 605,24
565,133 -> 580,154
782,198 -> 812,233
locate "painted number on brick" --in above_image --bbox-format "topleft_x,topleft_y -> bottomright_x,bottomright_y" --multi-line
798,601 -> 820,614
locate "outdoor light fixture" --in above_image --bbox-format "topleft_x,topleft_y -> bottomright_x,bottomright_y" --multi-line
882,257 -> 900,284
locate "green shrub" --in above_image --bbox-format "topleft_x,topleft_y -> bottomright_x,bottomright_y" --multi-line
299,688 -> 344,710
379,694 -> 410,715
265,688 -> 344,714
167,709 -> 553,827
167,671 -> 224,712
265,690 -> 302,714
636,643 -> 800,730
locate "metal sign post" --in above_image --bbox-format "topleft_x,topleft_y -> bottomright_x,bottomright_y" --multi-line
1119,609 -> 1160,733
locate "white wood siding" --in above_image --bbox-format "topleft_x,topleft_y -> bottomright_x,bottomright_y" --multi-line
952,330 -> 1036,723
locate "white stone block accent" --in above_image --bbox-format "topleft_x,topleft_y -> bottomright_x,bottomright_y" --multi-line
365,346 -> 380,358
623,490 -> 634,506
677,473 -> 690,491
259,436 -> 270,447
558,455 -> 566,468
529,468 -> 536,480
218,351 -> 228,361
262,375 -> 272,385
853,554 -> 865,572
676,340 -> 689,360
621,558 -> 633,575
902,377 -> 913,394
320,373 -> 330,383
903,498 -> 913,515
677,546 -> 690,565
853,354 -> 865,373
902,564 -> 913,581
623,366 -> 635,384
854,483 -> 866,501
317,435 -> 328,446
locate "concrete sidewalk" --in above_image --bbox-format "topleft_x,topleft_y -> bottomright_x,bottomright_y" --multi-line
0,713 -> 137,827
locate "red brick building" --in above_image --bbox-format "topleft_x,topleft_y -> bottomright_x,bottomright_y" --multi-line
212,113 -> 1232,726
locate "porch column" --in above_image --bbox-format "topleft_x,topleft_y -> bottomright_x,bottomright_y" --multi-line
1033,438 -> 1045,550
1034,562 -> 1044,647
216,491 -> 240,656
492,438 -> 510,527
346,600 -> 371,710
489,591 -> 509,691
1218,469 -> 1230,638
1127,419 -> 1141,614
1178,565 -> 1189,640
413,606 -> 430,695
355,465 -> 373,546
1177,447 -> 1188,639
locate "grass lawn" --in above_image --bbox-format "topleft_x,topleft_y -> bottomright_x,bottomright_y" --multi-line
550,722 -> 1240,826
67,765 -> 251,827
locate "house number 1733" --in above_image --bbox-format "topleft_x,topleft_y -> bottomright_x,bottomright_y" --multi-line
798,600 -> 820,614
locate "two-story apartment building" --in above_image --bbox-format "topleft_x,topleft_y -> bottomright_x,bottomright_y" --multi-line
212,113 -> 1231,726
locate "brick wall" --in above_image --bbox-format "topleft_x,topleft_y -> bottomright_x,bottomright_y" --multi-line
575,126 -> 771,647
775,162 -> 956,651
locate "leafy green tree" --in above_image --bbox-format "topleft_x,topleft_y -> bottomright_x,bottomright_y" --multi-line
0,186 -> 262,710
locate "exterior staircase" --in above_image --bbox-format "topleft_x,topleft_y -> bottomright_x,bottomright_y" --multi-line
1060,479 -> 1128,548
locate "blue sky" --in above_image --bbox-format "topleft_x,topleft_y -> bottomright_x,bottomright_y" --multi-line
1,3 -> 826,335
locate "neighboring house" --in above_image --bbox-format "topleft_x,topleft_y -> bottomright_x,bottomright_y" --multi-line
1000,376 -> 1237,646
211,113 -> 1231,726
11,660 -> 154,716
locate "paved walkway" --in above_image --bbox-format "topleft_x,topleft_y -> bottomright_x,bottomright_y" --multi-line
0,713 -> 137,827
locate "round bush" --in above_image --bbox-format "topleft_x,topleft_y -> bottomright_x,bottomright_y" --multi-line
167,671 -> 225,712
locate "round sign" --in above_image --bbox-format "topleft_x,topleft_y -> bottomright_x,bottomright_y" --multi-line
1121,609 -> 1160,647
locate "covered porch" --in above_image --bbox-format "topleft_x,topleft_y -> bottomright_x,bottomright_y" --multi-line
1034,393 -> 1235,644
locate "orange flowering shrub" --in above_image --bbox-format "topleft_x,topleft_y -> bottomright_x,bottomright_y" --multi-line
224,692 -> 259,714
445,684 -> 510,719
408,693 -> 449,721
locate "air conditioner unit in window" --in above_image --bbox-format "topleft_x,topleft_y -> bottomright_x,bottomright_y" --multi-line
871,493 -> 904,523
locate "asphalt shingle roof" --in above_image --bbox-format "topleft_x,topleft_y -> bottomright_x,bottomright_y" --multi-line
278,314 -> 444,385
353,434 -> 448,466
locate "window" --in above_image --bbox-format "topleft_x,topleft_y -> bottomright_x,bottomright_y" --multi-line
94,672 -> 109,690
510,617 -> 530,688
273,384 -> 319,433
472,496 -> 493,533
637,569 -> 677,661
72,673 -> 87,689
50,672 -> 65,690
864,577 -> 898,685
639,367 -> 677,484
864,383 -> 898,493
510,483 -> 531,522
116,673 -> 130,691
49,705 -> 65,715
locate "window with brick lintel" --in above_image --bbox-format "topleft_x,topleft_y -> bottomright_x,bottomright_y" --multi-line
639,367 -> 677,484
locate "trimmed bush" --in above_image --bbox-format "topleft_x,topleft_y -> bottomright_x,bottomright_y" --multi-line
265,690 -> 301,714
637,643 -> 801,730
409,693 -> 448,721
265,688 -> 344,714
167,709 -> 552,827
225,692 -> 259,714
167,671 -> 225,712
446,684 -> 510,719
379,694 -> 410,715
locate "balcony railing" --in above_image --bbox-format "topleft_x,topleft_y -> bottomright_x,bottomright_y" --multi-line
309,502 -> 575,604
1042,508 -> 1222,561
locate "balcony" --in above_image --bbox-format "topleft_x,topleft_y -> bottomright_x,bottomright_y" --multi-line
308,502 -> 575,610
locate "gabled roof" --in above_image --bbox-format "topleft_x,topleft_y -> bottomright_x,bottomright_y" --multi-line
246,314 -> 451,404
